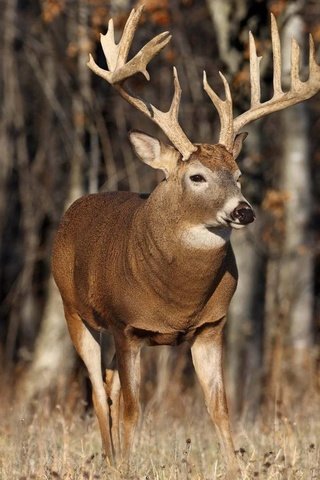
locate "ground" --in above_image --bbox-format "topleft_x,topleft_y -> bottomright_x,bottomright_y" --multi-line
0,383 -> 319,480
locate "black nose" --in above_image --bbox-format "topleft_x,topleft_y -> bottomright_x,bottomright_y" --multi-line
231,202 -> 255,225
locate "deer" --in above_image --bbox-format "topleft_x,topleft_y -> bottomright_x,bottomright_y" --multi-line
52,6 -> 320,479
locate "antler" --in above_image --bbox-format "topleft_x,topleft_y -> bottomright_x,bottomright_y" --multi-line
204,13 -> 320,152
87,6 -> 197,160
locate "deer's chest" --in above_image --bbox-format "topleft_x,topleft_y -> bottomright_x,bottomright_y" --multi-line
114,257 -> 237,343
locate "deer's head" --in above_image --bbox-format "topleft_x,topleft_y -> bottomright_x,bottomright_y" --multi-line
129,131 -> 254,231
88,6 -> 320,234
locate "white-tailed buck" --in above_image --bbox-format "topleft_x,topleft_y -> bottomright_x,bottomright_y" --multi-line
52,6 -> 320,478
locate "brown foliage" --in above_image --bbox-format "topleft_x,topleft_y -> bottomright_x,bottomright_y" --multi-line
42,0 -> 65,24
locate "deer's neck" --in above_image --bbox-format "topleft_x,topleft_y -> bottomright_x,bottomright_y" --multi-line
127,190 -> 232,309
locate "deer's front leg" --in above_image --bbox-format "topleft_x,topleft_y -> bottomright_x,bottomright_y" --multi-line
114,331 -> 142,461
191,320 -> 240,479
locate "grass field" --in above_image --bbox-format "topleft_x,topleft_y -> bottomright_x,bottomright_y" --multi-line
0,382 -> 319,480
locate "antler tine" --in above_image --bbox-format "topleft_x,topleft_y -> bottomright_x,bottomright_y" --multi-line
249,31 -> 262,106
112,69 -> 197,160
234,14 -> 320,135
203,70 -> 234,150
169,67 -> 182,120
116,7 -> 141,69
88,7 -> 197,160
271,13 -> 283,97
151,67 -> 197,159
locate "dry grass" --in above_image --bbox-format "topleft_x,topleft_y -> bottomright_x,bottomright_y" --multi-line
0,384 -> 319,480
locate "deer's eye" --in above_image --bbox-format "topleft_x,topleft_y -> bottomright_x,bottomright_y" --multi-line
190,174 -> 206,183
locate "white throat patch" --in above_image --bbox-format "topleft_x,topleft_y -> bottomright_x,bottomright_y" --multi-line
181,225 -> 231,249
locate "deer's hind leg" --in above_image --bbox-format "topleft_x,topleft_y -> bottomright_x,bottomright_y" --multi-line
105,354 -> 121,460
64,307 -> 113,461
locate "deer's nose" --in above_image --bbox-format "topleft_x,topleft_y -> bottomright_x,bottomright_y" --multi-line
231,202 -> 255,225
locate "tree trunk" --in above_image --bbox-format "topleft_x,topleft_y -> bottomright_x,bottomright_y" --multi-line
264,11 -> 314,410
279,12 -> 314,390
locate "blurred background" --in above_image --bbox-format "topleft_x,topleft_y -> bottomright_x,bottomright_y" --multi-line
0,0 -> 319,421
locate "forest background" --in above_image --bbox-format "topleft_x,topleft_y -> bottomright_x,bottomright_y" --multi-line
0,0 -> 319,478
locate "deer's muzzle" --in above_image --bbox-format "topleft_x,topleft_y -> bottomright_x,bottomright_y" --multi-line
231,201 -> 255,225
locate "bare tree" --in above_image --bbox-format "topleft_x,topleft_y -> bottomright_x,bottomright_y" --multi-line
279,11 -> 314,389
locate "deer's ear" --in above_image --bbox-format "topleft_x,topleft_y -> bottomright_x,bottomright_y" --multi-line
129,131 -> 179,178
232,132 -> 248,160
